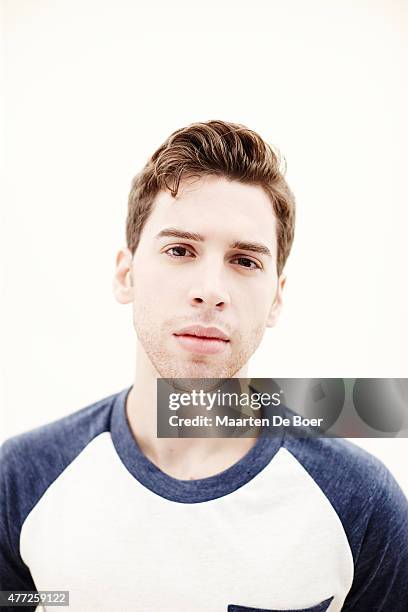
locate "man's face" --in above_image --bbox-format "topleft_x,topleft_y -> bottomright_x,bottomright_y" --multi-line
114,175 -> 286,379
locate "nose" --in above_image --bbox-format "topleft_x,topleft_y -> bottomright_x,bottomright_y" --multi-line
188,260 -> 231,311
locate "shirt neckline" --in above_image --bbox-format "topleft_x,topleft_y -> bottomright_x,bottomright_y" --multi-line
110,386 -> 284,504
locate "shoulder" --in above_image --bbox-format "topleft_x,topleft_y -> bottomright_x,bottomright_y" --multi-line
0,389 -> 124,548
283,434 -> 389,499
0,390 -> 119,473
282,433 -> 408,561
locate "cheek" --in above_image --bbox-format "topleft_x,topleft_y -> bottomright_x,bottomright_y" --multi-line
131,270 -> 180,334
236,282 -> 275,327
132,253 -> 183,299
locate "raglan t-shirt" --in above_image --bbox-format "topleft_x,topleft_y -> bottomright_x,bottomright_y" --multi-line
1,386 -> 408,612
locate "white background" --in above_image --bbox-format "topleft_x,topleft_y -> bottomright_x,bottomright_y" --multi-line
1,1 -> 407,492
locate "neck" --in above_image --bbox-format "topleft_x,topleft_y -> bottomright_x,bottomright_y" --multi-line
125,343 -> 260,480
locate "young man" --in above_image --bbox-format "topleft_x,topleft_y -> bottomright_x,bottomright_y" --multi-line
1,120 -> 407,611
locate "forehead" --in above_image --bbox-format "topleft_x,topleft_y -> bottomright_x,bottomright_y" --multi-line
141,175 -> 278,249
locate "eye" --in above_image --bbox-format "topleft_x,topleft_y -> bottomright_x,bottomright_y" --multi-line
164,245 -> 195,258
231,256 -> 261,270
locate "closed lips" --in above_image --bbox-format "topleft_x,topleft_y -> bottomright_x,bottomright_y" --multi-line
173,326 -> 231,355
174,326 -> 230,341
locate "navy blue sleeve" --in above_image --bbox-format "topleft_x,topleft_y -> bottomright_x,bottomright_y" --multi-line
0,439 -> 37,610
283,433 -> 408,611
341,464 -> 408,610
0,392 -> 115,610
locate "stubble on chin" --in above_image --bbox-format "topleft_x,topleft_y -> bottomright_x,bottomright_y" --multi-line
133,309 -> 266,380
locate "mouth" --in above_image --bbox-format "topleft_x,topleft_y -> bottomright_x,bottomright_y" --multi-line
173,325 -> 230,355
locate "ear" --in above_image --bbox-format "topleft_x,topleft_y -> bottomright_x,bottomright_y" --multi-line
113,247 -> 134,304
266,274 -> 286,327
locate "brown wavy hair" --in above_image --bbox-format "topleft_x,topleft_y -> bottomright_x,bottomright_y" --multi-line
126,120 -> 296,276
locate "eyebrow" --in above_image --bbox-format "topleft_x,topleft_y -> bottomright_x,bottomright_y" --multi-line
155,228 -> 272,257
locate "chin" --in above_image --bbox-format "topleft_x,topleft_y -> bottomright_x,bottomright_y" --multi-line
156,356 -> 242,381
